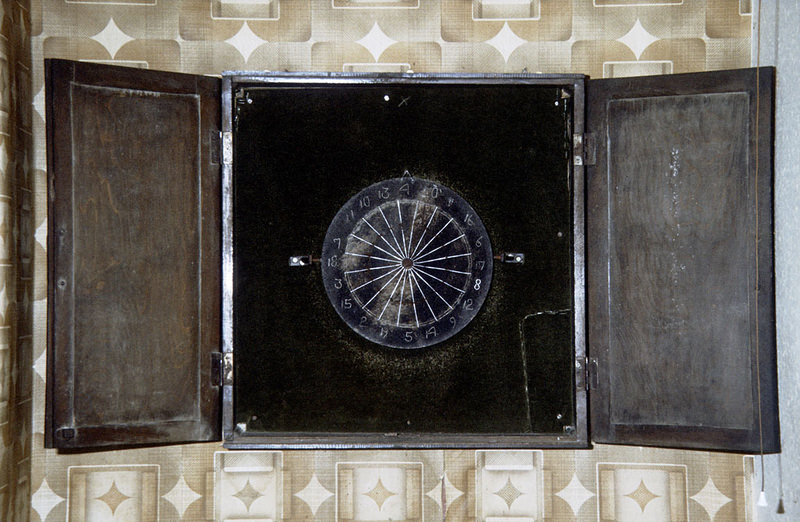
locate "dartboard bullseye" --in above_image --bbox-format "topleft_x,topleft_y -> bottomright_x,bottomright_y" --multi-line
321,177 -> 493,349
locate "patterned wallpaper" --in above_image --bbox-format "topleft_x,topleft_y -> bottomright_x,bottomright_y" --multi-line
10,1 -> 757,521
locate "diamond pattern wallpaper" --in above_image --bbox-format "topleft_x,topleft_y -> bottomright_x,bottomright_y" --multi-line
0,0 -> 760,520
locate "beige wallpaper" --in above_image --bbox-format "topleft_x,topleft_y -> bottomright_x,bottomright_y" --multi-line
15,1 -> 757,521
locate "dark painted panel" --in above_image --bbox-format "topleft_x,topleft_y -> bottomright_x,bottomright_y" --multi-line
70,84 -> 201,426
607,92 -> 754,430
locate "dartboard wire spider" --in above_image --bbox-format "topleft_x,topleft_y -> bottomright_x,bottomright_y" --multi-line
320,177 -> 493,348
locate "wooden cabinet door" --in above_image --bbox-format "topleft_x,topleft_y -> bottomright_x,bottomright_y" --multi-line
586,67 -> 779,453
45,59 -> 222,448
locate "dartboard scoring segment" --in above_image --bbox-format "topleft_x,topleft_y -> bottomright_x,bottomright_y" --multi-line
321,177 -> 493,349
345,199 -> 471,327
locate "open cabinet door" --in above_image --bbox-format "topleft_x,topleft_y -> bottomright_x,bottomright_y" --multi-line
587,67 -> 779,452
45,59 -> 222,448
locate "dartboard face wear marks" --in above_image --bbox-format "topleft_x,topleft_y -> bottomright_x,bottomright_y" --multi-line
322,177 -> 493,349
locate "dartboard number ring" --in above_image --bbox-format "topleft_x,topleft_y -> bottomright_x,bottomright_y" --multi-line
321,177 -> 493,349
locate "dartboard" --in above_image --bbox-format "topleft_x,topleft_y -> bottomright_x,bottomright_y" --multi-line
321,177 -> 493,349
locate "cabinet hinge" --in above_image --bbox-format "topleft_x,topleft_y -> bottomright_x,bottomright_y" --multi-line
211,352 -> 233,387
222,131 -> 233,166
577,357 -> 598,391
586,357 -> 598,391
573,133 -> 596,167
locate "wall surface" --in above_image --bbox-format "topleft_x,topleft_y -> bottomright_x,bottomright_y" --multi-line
754,0 -> 800,520
24,1 -> 766,521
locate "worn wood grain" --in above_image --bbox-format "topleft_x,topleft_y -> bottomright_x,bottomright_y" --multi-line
46,59 -> 222,448
587,67 -> 778,452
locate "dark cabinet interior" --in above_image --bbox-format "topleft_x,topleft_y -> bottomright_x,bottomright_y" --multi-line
44,59 -> 779,453
232,81 -> 578,440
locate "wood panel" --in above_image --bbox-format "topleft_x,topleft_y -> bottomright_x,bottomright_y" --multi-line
45,59 -> 222,448
587,67 -> 779,452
